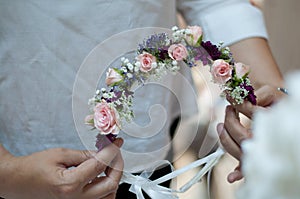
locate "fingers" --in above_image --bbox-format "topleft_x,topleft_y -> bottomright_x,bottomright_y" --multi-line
217,123 -> 242,160
83,176 -> 118,198
233,101 -> 256,119
227,85 -> 283,119
65,138 -> 123,187
227,164 -> 243,183
217,106 -> 252,161
227,93 -> 258,119
55,148 -> 97,167
83,153 -> 123,198
255,85 -> 285,107
224,106 -> 252,146
101,192 -> 117,199
104,153 -> 124,183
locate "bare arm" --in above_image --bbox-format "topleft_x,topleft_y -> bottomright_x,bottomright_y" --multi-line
229,37 -> 284,89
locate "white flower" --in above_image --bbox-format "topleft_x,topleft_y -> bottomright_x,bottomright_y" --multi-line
127,73 -> 133,78
237,71 -> 300,199
134,67 -> 139,73
123,58 -> 129,64
165,39 -> 170,46
172,26 -> 178,31
172,60 -> 178,66
120,67 -> 127,73
172,33 -> 178,39
96,89 -> 100,95
184,29 -> 192,35
102,93 -> 109,99
127,63 -> 134,71
135,61 -> 141,67
230,87 -> 248,104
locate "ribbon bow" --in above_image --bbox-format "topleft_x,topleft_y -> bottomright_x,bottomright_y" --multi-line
120,148 -> 224,199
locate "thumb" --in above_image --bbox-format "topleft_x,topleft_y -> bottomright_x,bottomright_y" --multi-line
66,138 -> 123,186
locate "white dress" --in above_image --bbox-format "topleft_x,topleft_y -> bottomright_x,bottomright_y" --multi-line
0,0 -> 267,172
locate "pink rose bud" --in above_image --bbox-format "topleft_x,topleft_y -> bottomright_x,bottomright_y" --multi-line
211,59 -> 233,84
84,114 -> 94,126
105,68 -> 123,86
136,52 -> 157,72
168,44 -> 188,61
234,62 -> 250,79
185,26 -> 203,47
93,101 -> 120,135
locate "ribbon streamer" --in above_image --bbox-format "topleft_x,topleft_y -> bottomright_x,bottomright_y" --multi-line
120,148 -> 224,199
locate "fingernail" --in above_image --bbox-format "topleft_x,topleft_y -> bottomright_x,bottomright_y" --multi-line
216,123 -> 224,135
227,175 -> 234,183
114,138 -> 124,148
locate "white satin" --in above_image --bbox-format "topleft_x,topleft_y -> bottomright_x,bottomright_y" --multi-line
121,148 -> 224,199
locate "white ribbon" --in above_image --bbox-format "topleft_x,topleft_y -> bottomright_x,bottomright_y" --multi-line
120,148 -> 224,199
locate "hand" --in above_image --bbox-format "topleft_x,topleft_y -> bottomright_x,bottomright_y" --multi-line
0,138 -> 124,199
217,85 -> 286,183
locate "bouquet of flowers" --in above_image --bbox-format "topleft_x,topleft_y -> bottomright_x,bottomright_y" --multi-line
85,25 -> 256,150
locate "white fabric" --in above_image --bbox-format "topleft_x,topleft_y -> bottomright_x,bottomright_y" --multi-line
177,0 -> 268,45
0,0 -> 267,172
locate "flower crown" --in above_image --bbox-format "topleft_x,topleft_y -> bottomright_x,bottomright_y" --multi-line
85,25 -> 257,150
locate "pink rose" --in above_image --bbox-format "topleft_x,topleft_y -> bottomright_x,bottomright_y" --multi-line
136,52 -> 157,72
105,68 -> 123,86
185,26 -> 203,46
235,62 -> 250,78
93,101 -> 120,135
211,59 -> 233,84
168,44 -> 188,61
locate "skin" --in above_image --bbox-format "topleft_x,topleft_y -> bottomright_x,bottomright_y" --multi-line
0,138 -> 124,199
229,38 -> 284,90
217,38 -> 285,183
250,0 -> 265,9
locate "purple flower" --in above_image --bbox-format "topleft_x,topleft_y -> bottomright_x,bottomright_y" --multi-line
188,46 -> 211,66
240,82 -> 257,105
157,47 -> 169,60
95,133 -> 117,151
201,41 -> 222,61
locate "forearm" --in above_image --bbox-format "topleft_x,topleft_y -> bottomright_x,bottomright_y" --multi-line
229,37 -> 284,89
0,144 -> 16,197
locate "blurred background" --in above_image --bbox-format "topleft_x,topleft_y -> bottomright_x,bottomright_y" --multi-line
264,0 -> 300,74
172,0 -> 300,198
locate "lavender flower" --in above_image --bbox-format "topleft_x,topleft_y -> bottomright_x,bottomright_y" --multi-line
138,33 -> 171,58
